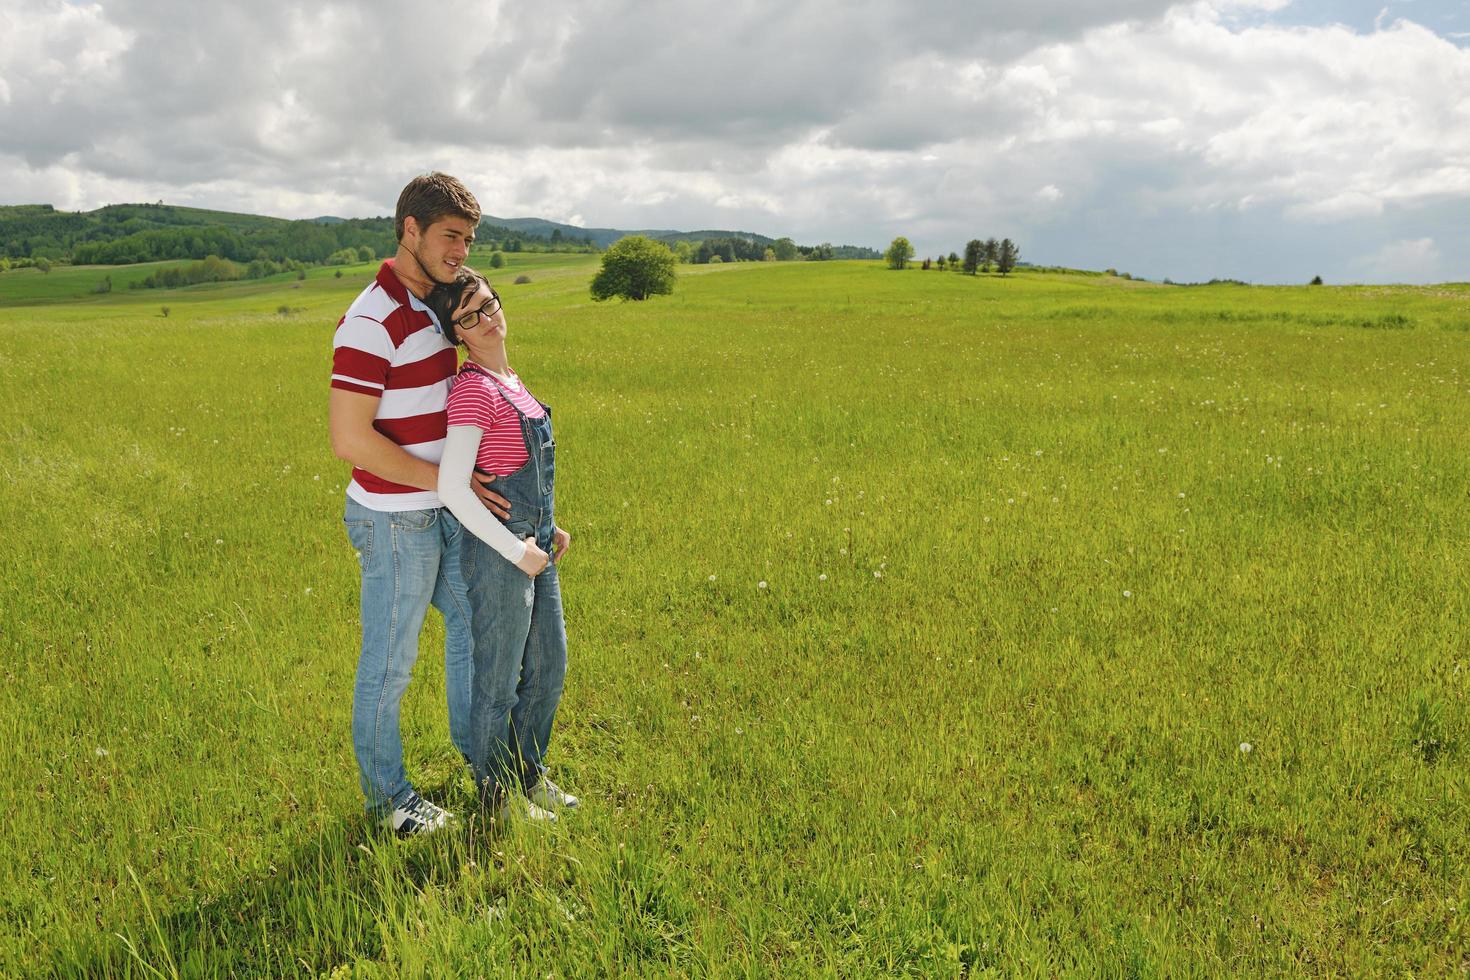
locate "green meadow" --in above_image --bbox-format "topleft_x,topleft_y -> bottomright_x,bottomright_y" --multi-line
1,254 -> 1467,976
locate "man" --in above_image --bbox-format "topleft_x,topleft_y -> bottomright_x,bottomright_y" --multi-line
329,172 -> 508,835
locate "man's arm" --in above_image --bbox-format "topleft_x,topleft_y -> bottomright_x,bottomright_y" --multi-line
329,388 -> 513,516
329,388 -> 439,490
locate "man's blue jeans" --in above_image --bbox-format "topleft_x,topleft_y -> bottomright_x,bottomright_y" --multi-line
344,498 -> 472,815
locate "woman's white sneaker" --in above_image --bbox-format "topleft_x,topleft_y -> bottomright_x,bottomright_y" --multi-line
498,796 -> 559,824
528,777 -> 579,810
388,790 -> 453,836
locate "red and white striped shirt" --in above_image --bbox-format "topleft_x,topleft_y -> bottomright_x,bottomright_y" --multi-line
445,365 -> 547,477
331,260 -> 457,510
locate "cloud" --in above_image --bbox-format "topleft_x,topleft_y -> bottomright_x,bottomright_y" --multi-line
1353,236 -> 1441,282
0,0 -> 1467,283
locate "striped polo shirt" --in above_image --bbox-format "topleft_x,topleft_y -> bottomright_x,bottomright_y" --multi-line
330,260 -> 458,511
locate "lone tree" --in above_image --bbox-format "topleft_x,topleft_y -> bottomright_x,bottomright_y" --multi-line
488,251 -> 505,269
963,239 -> 983,275
885,236 -> 915,270
996,238 -> 1019,276
772,237 -> 799,261
590,235 -> 677,301
947,251 -> 961,271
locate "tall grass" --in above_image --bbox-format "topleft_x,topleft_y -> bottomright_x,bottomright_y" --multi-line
1,258 -> 1466,975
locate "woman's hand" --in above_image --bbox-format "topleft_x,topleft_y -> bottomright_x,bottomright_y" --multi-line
516,537 -> 549,577
551,526 -> 571,562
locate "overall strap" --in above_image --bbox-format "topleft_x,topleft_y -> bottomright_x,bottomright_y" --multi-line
462,362 -> 529,416
461,361 -> 550,420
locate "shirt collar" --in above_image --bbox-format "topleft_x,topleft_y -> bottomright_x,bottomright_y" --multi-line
376,259 -> 445,333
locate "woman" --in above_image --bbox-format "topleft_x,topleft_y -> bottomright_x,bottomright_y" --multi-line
431,268 -> 577,824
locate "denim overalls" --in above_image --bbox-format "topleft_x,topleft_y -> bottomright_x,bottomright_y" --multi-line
457,364 -> 567,806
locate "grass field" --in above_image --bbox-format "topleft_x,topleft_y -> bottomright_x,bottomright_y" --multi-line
1,253 -> 1467,976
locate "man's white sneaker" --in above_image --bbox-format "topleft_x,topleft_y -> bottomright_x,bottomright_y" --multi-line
498,796 -> 558,824
388,790 -> 453,837
528,777 -> 579,811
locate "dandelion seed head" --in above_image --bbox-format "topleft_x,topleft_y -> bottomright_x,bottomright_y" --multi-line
1239,742 -> 1253,754
758,581 -> 768,589
1123,590 -> 1133,598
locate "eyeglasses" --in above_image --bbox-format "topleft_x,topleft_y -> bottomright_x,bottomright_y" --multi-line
453,289 -> 501,330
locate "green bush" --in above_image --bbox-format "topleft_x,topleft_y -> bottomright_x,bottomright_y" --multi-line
590,236 -> 677,301
885,237 -> 914,270
141,255 -> 242,289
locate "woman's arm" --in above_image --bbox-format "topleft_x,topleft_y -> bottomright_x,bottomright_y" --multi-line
438,425 -> 531,565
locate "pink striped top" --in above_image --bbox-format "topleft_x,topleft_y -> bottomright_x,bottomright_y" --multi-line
445,365 -> 547,476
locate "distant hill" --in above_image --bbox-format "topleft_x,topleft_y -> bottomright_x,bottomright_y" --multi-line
0,203 -> 396,266
484,215 -> 775,250
0,202 -> 880,266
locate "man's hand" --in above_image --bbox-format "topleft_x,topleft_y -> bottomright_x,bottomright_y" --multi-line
472,471 -> 511,519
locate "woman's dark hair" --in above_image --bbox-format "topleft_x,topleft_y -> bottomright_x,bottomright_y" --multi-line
426,267 -> 488,345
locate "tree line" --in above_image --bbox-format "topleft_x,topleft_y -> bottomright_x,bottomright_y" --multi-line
665,236 -> 880,264
886,236 -> 1021,275
0,204 -> 597,268
1,202 -> 885,279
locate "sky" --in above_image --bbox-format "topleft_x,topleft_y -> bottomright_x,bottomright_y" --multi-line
1,0 -> 1467,284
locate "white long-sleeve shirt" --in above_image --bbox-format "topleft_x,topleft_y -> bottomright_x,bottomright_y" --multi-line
437,425 -> 529,564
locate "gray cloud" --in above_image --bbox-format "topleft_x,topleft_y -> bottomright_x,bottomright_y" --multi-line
1,0 -> 1467,282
